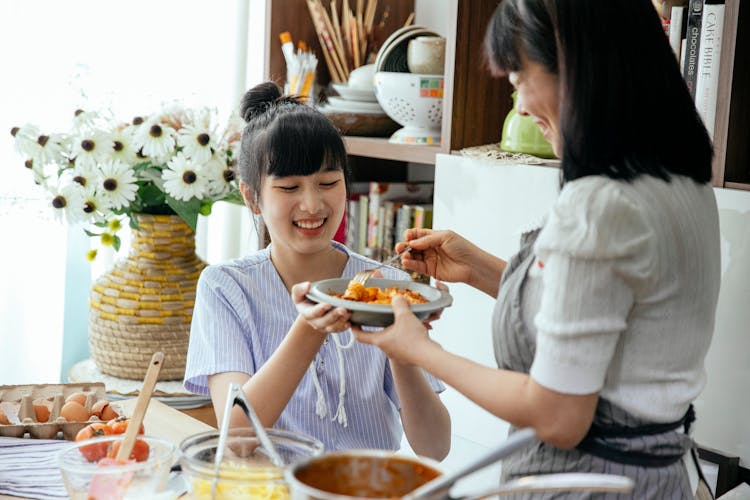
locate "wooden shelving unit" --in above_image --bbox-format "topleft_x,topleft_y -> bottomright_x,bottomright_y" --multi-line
264,0 -> 512,166
713,0 -> 750,190
264,0 -> 748,189
342,136 -> 440,164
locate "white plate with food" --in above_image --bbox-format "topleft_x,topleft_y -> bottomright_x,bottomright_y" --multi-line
307,278 -> 452,327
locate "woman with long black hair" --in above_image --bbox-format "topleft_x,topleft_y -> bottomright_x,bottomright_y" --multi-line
355,1 -> 719,497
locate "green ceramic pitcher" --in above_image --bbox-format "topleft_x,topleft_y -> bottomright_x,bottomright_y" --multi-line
500,91 -> 556,159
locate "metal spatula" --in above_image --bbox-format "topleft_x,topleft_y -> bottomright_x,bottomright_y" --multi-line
212,383 -> 284,499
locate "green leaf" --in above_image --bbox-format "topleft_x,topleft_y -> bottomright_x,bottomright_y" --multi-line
132,161 -> 152,172
113,235 -> 121,251
135,182 -> 166,210
165,196 -> 202,231
84,228 -> 101,237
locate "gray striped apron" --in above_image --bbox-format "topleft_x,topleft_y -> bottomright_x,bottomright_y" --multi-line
492,228 -> 701,499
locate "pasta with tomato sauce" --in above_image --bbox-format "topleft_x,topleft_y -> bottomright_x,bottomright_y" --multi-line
332,281 -> 429,305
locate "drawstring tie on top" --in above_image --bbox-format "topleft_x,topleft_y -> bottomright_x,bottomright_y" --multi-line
308,331 -> 356,427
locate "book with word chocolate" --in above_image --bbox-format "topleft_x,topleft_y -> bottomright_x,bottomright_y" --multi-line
682,0 -> 704,97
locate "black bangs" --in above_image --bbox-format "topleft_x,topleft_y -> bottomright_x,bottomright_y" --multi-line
485,0 -> 558,76
485,0 -> 524,76
263,111 -> 348,178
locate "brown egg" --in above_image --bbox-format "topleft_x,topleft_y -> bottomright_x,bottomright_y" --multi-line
60,401 -> 89,422
33,399 -> 51,423
0,407 -> 9,425
65,392 -> 87,406
90,399 -> 118,421
101,403 -> 118,421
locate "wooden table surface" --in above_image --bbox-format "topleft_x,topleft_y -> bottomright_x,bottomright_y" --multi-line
0,398 -> 215,500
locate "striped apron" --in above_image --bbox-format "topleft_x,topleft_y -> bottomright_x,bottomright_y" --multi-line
492,228 -> 704,499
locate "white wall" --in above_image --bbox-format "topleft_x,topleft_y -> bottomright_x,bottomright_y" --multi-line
430,154 -> 750,483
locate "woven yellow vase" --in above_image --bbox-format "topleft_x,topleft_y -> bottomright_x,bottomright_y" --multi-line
88,214 -> 207,381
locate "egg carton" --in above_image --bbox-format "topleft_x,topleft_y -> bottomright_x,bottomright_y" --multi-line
0,382 -> 120,440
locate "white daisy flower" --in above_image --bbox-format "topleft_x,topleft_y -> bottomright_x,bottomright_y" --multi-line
109,129 -> 137,165
48,182 -> 85,224
133,118 -> 176,162
14,127 -> 67,167
80,183 -> 111,221
204,155 -> 236,197
61,162 -> 101,192
163,154 -> 209,201
71,131 -> 112,170
98,159 -> 138,210
71,109 -> 103,132
178,124 -> 217,164
11,124 -> 40,156
21,156 -> 51,188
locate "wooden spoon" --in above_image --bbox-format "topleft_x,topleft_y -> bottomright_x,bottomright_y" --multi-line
115,351 -> 163,461
87,352 -> 164,500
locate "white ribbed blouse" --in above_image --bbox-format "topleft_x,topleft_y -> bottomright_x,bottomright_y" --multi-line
528,174 -> 721,422
184,241 -> 444,451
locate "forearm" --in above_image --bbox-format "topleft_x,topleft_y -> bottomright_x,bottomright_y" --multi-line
239,316 -> 326,427
467,247 -> 507,298
390,361 -> 451,460
413,343 -> 596,448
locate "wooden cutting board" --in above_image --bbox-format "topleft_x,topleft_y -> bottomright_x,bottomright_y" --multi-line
115,397 -> 214,447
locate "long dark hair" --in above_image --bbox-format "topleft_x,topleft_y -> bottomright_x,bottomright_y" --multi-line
485,0 -> 713,184
238,81 -> 350,202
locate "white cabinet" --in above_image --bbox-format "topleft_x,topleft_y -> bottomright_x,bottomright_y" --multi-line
425,154 -> 559,490
430,153 -> 750,469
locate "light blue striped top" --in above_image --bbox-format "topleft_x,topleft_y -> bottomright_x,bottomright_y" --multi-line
184,240 -> 444,451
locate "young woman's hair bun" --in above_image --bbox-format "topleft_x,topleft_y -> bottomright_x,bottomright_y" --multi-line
240,81 -> 302,122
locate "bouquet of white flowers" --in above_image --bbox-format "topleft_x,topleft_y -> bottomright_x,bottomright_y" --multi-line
11,104 -> 244,257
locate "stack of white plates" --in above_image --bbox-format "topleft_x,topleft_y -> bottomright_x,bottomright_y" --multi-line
331,83 -> 377,102
321,80 -> 384,115
322,95 -> 384,114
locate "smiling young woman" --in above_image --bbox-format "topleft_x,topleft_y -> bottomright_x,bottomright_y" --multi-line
183,81 -> 451,461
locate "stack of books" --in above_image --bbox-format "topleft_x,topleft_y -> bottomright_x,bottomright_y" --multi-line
667,0 -> 726,139
344,181 -> 434,261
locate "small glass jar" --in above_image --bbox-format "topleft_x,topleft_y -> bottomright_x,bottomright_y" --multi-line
179,427 -> 324,500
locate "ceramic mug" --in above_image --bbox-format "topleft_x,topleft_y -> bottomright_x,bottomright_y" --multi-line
407,36 -> 446,75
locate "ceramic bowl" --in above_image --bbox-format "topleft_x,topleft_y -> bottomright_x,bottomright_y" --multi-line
375,26 -> 439,73
306,278 -> 452,327
331,83 -> 377,102
58,435 -> 177,499
347,63 -> 376,89
374,72 -> 444,145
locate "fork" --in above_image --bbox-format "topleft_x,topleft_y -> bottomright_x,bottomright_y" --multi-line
351,246 -> 412,286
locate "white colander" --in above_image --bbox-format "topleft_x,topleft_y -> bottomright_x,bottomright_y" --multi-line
373,72 -> 444,145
